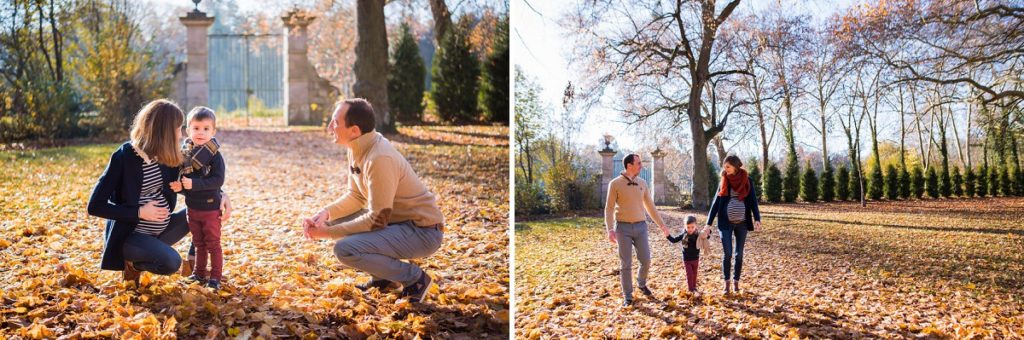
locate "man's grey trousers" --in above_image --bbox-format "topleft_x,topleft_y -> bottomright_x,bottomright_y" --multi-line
330,212 -> 443,286
615,221 -> 650,300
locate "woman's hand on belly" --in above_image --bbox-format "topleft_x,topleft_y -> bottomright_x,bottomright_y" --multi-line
139,201 -> 168,221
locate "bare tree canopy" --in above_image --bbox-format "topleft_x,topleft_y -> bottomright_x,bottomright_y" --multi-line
836,0 -> 1024,103
565,0 -> 747,209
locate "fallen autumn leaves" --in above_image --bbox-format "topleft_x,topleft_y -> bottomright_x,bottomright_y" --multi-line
515,199 -> 1024,339
0,125 -> 509,339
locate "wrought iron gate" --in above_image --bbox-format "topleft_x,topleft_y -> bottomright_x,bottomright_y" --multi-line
207,33 -> 283,124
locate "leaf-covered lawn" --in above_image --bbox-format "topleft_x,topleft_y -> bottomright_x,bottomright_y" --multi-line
515,199 -> 1024,339
0,125 -> 509,339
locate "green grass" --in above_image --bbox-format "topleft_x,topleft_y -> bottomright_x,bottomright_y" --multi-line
515,216 -> 602,233
0,143 -> 118,215
1,142 -> 117,163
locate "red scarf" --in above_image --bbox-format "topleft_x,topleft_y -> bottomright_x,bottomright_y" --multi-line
718,168 -> 750,200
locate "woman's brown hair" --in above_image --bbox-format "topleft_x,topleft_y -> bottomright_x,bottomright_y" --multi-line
721,155 -> 743,176
130,99 -> 184,167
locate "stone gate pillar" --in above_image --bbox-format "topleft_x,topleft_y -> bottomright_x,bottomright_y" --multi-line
651,147 -> 668,204
282,10 -> 317,125
599,136 -> 617,205
180,9 -> 215,110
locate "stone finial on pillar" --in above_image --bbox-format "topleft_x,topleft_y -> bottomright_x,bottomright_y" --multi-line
599,134 -> 617,205
651,147 -> 668,204
282,9 -> 317,125
179,9 -> 215,110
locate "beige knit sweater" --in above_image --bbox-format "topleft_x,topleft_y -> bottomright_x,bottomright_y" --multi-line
604,171 -> 666,232
322,132 -> 445,238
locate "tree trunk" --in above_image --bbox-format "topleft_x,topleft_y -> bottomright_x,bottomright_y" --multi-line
926,113 -> 936,167
847,107 -> 864,206
855,122 -> 865,207
520,138 -> 534,184
965,94 -> 973,168
353,0 -> 395,133
865,81 -> 881,173
713,135 -> 727,165
840,106 -> 865,206
898,85 -> 907,169
845,117 -> 864,207
47,0 -> 62,82
683,0 -> 741,210
983,124 -> 989,172
938,105 -> 950,186
1011,132 -> 1021,171
754,78 -> 771,183
997,111 -> 1010,165
689,76 -> 712,209
36,2 -> 56,81
781,72 -> 797,158
910,85 -> 929,169
950,105 -> 966,168
819,101 -> 829,171
870,115 -> 880,173
428,0 -> 452,43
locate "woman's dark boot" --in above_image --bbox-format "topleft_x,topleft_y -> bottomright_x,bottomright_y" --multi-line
180,255 -> 195,277
733,280 -> 741,293
724,280 -> 732,295
123,261 -> 140,286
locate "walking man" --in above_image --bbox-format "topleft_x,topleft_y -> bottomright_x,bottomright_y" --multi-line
605,153 -> 669,306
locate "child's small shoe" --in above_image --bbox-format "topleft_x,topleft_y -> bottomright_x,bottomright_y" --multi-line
207,279 -> 221,290
185,274 -> 207,285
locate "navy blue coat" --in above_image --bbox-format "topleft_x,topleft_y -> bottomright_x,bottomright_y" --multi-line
87,142 -> 181,271
706,177 -> 761,230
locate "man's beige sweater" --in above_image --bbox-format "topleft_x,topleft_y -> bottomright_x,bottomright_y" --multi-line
322,132 -> 444,238
604,171 -> 666,232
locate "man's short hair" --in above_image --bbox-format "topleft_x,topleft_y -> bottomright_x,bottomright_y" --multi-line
623,154 -> 640,169
339,98 -> 376,134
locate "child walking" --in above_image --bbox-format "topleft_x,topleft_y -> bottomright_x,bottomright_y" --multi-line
171,107 -> 227,289
666,215 -> 711,293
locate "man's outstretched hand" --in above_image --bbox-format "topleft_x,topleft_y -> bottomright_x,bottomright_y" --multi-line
311,210 -> 329,227
303,218 -> 325,240
303,210 -> 330,240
